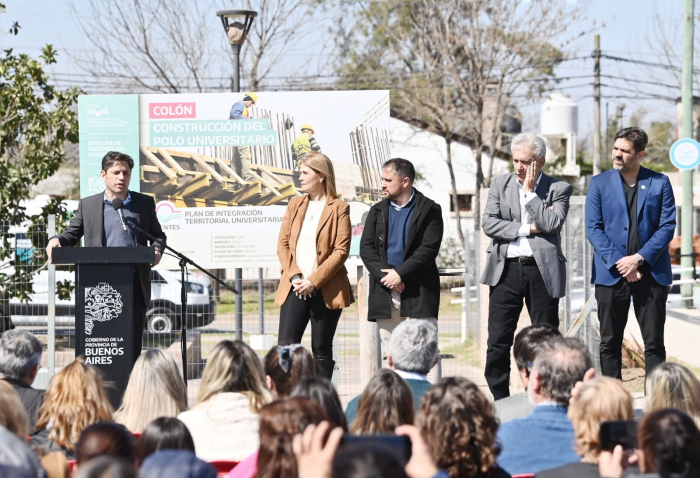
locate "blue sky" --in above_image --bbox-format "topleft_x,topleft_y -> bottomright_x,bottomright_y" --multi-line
1,0 -> 689,139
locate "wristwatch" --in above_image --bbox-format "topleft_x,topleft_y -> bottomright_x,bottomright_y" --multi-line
635,253 -> 644,267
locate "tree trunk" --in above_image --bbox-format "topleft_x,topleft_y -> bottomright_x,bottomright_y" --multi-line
444,133 -> 465,248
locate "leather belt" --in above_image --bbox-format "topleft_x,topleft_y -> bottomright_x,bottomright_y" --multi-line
506,256 -> 537,266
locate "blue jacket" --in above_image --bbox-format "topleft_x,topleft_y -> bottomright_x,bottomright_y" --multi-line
586,167 -> 676,286
496,405 -> 578,475
229,101 -> 247,119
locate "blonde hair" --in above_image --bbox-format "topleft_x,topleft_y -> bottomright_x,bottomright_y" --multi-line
0,380 -> 30,439
646,362 -> 700,429
568,376 -> 634,461
35,358 -> 114,451
299,152 -> 338,199
196,340 -> 271,412
114,349 -> 188,433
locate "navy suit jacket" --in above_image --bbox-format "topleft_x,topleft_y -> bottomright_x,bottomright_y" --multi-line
585,167 -> 676,286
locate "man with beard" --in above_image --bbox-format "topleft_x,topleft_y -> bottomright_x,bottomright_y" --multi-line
360,158 -> 443,349
586,127 -> 676,379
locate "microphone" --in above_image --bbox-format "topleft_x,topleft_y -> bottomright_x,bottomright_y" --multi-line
111,198 -> 128,233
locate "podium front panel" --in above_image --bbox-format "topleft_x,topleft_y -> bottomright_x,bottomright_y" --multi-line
76,264 -> 134,408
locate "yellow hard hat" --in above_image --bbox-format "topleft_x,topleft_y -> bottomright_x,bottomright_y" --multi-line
245,92 -> 258,104
301,124 -> 314,131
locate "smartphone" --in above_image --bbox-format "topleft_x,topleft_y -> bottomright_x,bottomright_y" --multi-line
599,420 -> 638,451
338,434 -> 412,466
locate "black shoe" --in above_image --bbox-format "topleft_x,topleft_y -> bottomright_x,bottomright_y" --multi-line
316,358 -> 336,380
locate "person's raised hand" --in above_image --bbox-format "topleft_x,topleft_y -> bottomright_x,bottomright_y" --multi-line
395,425 -> 439,478
293,421 -> 343,478
523,160 -> 540,193
598,445 -> 624,478
569,367 -> 595,406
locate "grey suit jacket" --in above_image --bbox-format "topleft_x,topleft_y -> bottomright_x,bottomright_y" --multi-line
480,172 -> 573,298
55,191 -> 166,306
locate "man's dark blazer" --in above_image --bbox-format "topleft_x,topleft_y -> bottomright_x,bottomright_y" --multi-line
55,191 -> 166,306
360,189 -> 443,321
586,166 -> 676,286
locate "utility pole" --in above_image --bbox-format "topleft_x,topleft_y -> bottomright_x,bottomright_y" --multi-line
593,35 -> 602,175
681,0 -> 695,304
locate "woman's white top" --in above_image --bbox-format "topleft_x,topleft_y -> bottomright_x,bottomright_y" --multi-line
294,200 -> 325,280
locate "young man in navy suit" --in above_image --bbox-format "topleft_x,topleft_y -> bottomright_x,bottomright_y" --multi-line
586,127 -> 676,379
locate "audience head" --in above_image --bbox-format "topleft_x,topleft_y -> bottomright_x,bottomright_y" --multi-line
114,349 -> 188,433
137,417 -> 195,466
529,336 -> 592,407
264,344 -> 316,397
637,408 -> 700,476
75,456 -> 136,478
35,357 -> 114,451
196,340 -> 271,412
645,362 -> 700,429
0,425 -> 44,477
0,329 -> 43,385
350,369 -> 413,435
76,422 -> 135,466
291,377 -> 348,431
140,450 -> 216,478
332,442 -> 409,478
388,319 -> 438,376
568,376 -> 634,462
416,377 -> 500,478
0,380 -> 29,439
513,324 -> 561,388
256,397 -> 327,478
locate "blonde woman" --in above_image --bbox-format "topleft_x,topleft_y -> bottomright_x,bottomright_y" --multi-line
275,152 -> 354,380
645,362 -> 700,428
536,376 -> 634,478
177,340 -> 271,462
30,358 -> 114,459
114,349 -> 188,433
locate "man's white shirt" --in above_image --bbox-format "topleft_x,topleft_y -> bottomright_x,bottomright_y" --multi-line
506,173 -> 542,258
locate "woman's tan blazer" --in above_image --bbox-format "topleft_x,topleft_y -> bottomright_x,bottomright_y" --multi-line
275,194 -> 355,309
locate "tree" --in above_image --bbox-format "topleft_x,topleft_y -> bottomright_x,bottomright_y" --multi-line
334,0 -> 582,240
69,0 -> 330,93
0,4 -> 80,319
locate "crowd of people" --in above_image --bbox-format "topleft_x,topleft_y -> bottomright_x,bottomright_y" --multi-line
0,322 -> 699,478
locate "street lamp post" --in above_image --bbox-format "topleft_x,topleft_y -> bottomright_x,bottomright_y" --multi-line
216,9 -> 257,341
216,9 -> 257,93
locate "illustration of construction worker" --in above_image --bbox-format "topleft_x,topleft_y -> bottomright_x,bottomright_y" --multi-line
228,92 -> 258,182
291,124 -> 322,168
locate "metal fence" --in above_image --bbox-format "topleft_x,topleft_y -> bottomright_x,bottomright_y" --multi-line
0,201 -> 603,406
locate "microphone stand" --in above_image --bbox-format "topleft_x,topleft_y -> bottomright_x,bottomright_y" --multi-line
125,218 -> 239,387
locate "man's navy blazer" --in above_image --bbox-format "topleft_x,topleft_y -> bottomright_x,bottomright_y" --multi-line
585,166 -> 676,286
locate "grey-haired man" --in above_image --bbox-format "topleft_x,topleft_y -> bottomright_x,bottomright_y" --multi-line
344,319 -> 438,424
0,330 -> 44,432
481,131 -> 573,400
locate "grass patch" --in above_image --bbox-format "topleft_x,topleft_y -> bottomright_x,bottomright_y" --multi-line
439,337 -> 481,368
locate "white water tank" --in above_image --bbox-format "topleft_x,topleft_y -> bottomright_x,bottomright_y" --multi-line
541,93 -> 578,136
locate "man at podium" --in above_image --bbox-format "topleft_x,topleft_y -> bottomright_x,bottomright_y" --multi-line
46,151 -> 166,363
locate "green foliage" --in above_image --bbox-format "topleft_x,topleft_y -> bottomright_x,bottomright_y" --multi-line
0,6 -> 81,305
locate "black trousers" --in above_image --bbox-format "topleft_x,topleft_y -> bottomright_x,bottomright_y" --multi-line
595,269 -> 667,379
485,258 -> 559,400
278,289 -> 342,362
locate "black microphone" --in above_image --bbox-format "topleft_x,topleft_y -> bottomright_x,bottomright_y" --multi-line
111,198 -> 128,233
